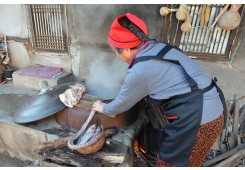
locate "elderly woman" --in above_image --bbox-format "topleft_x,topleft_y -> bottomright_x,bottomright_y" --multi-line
93,13 -> 225,167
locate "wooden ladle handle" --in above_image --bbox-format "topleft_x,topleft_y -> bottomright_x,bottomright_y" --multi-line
209,4 -> 230,29
214,4 -> 230,22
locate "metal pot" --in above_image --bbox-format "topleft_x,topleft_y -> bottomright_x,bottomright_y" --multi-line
3,66 -> 18,80
13,81 -> 140,131
54,94 -> 140,132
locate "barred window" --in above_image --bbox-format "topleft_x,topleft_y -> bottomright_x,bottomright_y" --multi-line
160,4 -> 245,61
30,4 -> 68,52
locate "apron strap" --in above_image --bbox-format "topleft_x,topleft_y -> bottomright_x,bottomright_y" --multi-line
212,78 -> 227,128
132,44 -> 199,91
201,80 -> 215,93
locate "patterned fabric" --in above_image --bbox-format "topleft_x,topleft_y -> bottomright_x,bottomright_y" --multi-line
17,65 -> 63,79
156,114 -> 224,167
156,158 -> 173,167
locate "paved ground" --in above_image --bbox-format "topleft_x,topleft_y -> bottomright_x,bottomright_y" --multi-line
0,154 -> 25,167
196,35 -> 245,104
0,34 -> 244,167
0,83 -> 37,167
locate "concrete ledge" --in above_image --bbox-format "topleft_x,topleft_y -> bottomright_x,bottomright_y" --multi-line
0,118 -> 60,162
12,68 -> 75,91
0,82 -> 72,164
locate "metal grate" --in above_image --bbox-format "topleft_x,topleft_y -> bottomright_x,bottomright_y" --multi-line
30,4 -> 67,51
179,4 -> 230,54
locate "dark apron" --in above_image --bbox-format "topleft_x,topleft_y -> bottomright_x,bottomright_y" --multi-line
131,44 -> 226,166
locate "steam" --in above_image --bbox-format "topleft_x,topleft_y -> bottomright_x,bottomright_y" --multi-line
72,4 -> 128,99
85,52 -> 127,100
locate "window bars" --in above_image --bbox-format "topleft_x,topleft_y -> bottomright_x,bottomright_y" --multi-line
179,4 -> 231,54
30,4 -> 68,52
160,4 -> 245,61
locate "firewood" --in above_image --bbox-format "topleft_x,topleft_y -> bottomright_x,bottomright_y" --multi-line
239,104 -> 245,126
34,136 -> 70,154
239,104 -> 245,144
37,139 -> 127,166
233,100 -> 240,136
39,145 -> 103,167
204,143 -> 245,166
226,102 -> 234,126
214,147 -> 245,167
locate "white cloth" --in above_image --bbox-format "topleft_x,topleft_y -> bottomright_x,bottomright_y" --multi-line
59,83 -> 86,107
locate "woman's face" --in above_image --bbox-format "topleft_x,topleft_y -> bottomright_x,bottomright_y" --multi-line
114,48 -> 135,64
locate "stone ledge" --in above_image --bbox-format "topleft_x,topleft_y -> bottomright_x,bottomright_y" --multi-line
0,117 -> 60,162
12,68 -> 75,91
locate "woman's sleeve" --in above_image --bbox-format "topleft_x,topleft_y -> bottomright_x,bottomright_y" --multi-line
102,69 -> 148,116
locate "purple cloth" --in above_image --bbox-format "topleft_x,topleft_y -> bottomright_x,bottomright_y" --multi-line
17,65 -> 63,79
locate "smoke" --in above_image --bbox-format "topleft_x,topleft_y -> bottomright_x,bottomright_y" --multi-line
85,52 -> 127,100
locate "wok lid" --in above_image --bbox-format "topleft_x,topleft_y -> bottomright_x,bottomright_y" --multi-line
13,82 -> 77,124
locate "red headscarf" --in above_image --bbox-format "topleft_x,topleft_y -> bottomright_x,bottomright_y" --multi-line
108,13 -> 148,49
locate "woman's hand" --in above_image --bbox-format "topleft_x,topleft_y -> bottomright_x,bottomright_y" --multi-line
92,100 -> 106,114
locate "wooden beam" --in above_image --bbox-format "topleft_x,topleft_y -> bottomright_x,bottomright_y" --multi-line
204,143 -> 245,166
214,147 -> 245,167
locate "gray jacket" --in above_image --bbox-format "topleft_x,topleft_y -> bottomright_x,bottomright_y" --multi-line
103,41 -> 223,124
